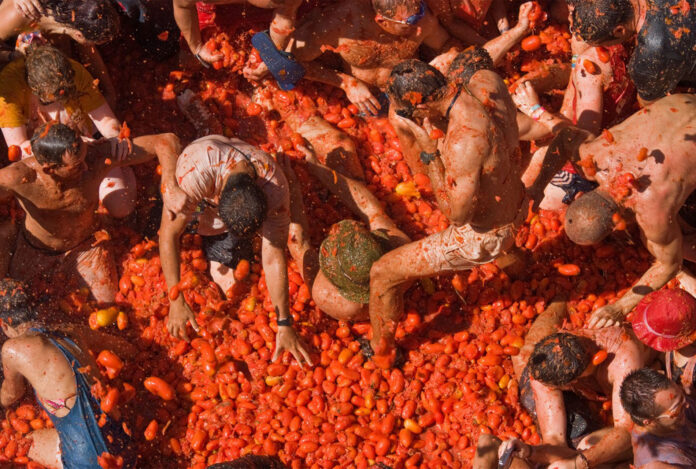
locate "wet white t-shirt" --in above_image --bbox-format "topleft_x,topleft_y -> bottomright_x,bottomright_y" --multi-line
175,135 -> 290,240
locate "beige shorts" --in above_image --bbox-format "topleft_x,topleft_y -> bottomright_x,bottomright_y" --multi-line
421,204 -> 526,271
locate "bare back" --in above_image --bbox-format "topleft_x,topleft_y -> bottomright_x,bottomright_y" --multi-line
582,95 -> 696,237
443,69 -> 525,229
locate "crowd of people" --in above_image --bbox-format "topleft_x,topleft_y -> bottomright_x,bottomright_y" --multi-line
0,0 -> 695,467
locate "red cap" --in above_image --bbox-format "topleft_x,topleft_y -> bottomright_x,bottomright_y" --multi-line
632,288 -> 696,352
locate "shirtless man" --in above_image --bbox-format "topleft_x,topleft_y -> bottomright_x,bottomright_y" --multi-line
499,323 -> 650,468
536,95 -> 696,329
366,50 -> 563,367
0,278 -> 137,468
0,122 -> 182,304
174,0 -> 302,66
285,0 -> 462,116
570,0 -> 696,104
158,135 -> 311,365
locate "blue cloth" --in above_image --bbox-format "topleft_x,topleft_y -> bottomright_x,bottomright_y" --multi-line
31,328 -> 133,469
251,31 -> 305,91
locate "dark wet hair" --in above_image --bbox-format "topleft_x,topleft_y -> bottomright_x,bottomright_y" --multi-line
620,368 -> 673,425
571,0 -> 632,45
30,122 -> 80,166
529,333 -> 591,386
219,173 -> 268,238
0,279 -> 38,327
447,47 -> 495,85
207,456 -> 287,469
41,0 -> 120,43
371,0 -> 421,17
387,60 -> 447,118
565,190 -> 618,246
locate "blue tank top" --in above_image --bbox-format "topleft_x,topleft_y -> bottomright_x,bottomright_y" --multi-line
30,328 -> 133,469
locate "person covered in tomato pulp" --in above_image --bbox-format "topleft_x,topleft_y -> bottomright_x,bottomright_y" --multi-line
0,279 -> 138,469
158,134 -> 313,366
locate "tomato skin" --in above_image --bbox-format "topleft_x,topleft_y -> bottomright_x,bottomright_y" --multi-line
521,35 -> 542,52
557,264 -> 581,276
592,349 -> 609,366
7,145 -> 21,162
144,377 -> 175,401
97,350 -> 124,372
100,388 -> 120,414
144,419 -> 158,441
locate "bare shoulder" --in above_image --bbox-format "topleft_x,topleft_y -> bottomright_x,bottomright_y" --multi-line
0,160 -> 36,189
2,335 -> 47,361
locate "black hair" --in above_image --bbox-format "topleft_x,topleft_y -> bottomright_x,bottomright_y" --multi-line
218,173 -> 268,238
30,122 -> 80,166
0,279 -> 38,327
571,0 -> 633,45
371,0 -> 421,17
41,0 -> 120,43
620,368 -> 673,425
387,60 -> 447,118
529,333 -> 591,386
207,456 -> 287,469
565,190 -> 618,246
447,47 -> 495,85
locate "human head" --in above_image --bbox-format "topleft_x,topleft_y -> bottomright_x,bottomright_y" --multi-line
219,173 -> 268,239
446,47 -> 495,86
529,333 -> 592,387
41,0 -> 120,44
632,288 -> 696,352
564,190 -> 618,245
620,368 -> 687,433
0,279 -> 39,335
25,46 -> 79,106
319,220 -> 387,303
30,122 -> 83,168
372,0 -> 426,36
207,455 -> 287,469
387,60 -> 448,119
570,0 -> 634,46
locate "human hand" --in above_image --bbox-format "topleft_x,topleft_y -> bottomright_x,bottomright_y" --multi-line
14,0 -> 43,19
344,79 -> 381,116
273,326 -> 313,366
512,81 -> 541,116
167,300 -> 200,342
498,438 -> 532,461
109,137 -> 132,162
391,114 -> 438,153
243,60 -> 270,81
193,45 -> 223,66
588,303 -> 625,329
516,2 -> 533,31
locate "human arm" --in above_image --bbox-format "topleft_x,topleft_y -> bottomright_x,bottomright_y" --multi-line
173,0 -> 223,64
571,51 -> 604,136
640,463 -> 685,469
531,379 -> 568,446
159,209 -> 200,342
589,219 -> 683,328
300,146 -> 410,247
268,0 -> 302,50
0,1 -> 31,42
426,0 -> 486,44
1,127 -> 31,157
517,112 -> 553,141
513,81 -> 570,134
497,438 -> 577,465
88,102 -> 121,139
13,0 -> 43,19
263,216 -> 313,366
490,0 -> 509,33
483,2 -> 533,66
0,342 -> 27,408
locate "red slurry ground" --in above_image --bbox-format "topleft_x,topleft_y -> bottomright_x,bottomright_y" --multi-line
0,2 -> 655,468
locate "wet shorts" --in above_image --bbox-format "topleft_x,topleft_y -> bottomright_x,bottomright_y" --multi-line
420,203 -> 526,271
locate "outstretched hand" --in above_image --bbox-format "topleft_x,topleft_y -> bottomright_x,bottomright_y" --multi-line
167,301 -> 200,342
273,326 -> 313,366
588,303 -> 625,329
14,0 -> 43,19
512,81 -> 541,116
516,2 -> 534,32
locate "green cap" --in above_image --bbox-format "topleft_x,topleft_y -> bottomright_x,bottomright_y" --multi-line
319,220 -> 386,303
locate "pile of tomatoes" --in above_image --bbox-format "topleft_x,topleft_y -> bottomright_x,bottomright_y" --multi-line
0,2 -> 654,468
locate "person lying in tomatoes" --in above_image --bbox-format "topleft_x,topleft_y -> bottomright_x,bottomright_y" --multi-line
158,134 -> 312,366
0,279 -> 137,469
536,95 -> 696,329
0,122 -> 181,306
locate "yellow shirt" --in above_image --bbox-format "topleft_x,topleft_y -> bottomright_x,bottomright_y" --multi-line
0,57 -> 105,129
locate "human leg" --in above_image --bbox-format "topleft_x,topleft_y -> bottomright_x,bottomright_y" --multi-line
28,428 -> 62,469
99,166 -> 137,219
